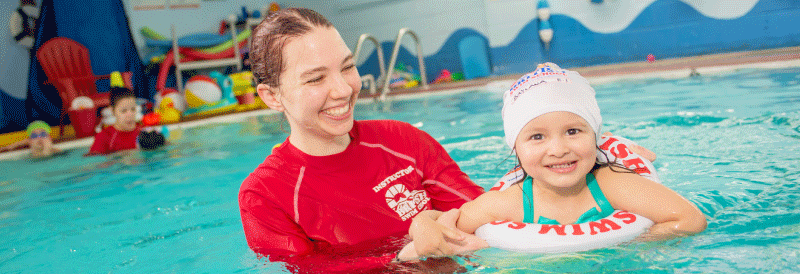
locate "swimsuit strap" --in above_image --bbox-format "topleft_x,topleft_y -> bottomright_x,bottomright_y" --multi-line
586,173 -> 615,215
522,176 -> 534,223
522,174 -> 614,225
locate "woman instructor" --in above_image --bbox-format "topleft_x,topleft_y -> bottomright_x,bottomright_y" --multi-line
238,8 -> 484,271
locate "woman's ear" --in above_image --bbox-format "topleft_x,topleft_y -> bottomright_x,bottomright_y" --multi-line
257,84 -> 284,111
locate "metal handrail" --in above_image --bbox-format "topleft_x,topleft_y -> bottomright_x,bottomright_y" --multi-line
381,28 -> 428,101
353,33 -> 386,80
360,74 -> 377,96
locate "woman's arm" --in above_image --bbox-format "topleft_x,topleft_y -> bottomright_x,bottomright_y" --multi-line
400,208 -> 489,261
399,190 -> 514,261
597,168 -> 707,240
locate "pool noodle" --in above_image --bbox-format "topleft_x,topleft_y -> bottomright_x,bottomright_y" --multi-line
141,27 -> 251,54
156,38 -> 248,91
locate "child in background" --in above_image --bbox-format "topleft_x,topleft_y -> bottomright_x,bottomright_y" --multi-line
0,121 -> 61,158
400,63 -> 707,260
87,87 -> 141,155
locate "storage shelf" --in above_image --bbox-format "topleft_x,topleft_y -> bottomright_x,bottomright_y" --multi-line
171,21 -> 242,92
176,58 -> 241,70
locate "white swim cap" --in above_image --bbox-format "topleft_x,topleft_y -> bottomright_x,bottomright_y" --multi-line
502,63 -> 602,149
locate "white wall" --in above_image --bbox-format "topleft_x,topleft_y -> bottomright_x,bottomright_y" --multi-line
303,1 -> 490,64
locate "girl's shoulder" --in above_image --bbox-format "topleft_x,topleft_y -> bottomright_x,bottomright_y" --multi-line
592,166 -> 662,208
593,166 -> 653,188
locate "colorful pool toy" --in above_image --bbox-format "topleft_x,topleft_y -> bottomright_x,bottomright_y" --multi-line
182,71 -> 239,119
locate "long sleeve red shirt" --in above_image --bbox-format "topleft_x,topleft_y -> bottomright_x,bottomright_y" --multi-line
87,125 -> 141,155
239,120 -> 484,272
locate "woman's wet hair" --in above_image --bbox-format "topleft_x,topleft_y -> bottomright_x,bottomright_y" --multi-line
250,8 -> 333,87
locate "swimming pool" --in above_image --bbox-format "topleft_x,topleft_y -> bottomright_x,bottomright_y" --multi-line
2,66 -> 799,273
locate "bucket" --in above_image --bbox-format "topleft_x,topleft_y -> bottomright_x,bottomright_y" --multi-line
68,107 -> 98,138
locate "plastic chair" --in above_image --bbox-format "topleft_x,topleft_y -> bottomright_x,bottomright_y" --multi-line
36,37 -> 133,132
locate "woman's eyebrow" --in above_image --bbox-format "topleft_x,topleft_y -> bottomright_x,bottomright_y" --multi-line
343,54 -> 354,64
300,67 -> 327,78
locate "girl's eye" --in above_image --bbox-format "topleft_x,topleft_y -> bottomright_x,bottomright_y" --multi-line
566,128 -> 580,135
342,64 -> 355,71
530,134 -> 543,140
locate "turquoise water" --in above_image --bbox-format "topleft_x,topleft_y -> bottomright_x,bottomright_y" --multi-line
2,67 -> 800,273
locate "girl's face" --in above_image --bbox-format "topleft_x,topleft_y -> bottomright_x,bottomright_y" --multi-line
113,97 -> 138,131
262,26 -> 361,141
514,111 -> 597,189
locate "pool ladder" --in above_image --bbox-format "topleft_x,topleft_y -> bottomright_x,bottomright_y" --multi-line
354,33 -> 385,97
354,28 -> 429,101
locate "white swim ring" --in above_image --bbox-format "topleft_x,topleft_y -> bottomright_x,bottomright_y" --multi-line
477,135 -> 661,253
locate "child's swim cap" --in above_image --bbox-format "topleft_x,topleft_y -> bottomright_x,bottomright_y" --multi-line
502,63 -> 601,149
26,120 -> 52,137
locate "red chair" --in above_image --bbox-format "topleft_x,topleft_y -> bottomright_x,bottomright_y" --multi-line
36,37 -> 134,134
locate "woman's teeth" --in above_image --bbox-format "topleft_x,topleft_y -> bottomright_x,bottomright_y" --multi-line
324,104 -> 350,116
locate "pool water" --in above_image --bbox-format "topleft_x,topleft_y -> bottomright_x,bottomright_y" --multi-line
2,67 -> 800,273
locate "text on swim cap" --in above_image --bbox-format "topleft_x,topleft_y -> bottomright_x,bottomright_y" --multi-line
507,65 -> 570,105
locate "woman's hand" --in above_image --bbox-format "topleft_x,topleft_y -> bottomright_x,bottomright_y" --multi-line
399,209 -> 488,261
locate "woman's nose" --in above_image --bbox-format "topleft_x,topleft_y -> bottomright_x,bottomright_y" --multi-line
330,72 -> 354,99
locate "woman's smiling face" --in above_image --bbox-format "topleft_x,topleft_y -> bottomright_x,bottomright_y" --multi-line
270,26 -> 361,141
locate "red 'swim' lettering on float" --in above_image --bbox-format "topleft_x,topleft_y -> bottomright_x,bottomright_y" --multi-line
571,224 -> 585,235
598,137 -> 652,176
589,219 -> 622,235
489,181 -> 506,191
490,220 -> 527,229
623,157 -> 650,174
538,224 -> 567,235
612,211 -> 637,224
611,143 -> 631,159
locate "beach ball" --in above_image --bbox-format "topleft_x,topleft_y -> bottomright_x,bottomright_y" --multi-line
184,75 -> 221,108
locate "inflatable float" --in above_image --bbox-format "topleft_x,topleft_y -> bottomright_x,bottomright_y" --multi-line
476,135 -> 660,253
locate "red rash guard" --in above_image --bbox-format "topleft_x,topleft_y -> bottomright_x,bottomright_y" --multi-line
87,126 -> 141,155
239,120 -> 484,272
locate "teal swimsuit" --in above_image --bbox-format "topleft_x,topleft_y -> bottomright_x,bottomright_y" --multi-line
522,173 -> 614,224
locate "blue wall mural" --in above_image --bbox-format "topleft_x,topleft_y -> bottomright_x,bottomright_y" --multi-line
358,0 -> 800,81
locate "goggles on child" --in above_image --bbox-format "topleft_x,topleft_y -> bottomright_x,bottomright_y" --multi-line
30,131 -> 50,139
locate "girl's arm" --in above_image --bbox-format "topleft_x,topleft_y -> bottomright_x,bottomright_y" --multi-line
597,168 -> 707,240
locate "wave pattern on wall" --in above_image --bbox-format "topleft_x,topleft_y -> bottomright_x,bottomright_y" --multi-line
357,0 -> 800,81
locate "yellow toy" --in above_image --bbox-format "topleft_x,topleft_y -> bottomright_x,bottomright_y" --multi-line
229,71 -> 268,111
156,97 -> 181,123
228,71 -> 257,104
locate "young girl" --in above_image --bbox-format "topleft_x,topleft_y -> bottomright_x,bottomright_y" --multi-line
87,87 -> 141,155
401,63 -> 707,259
